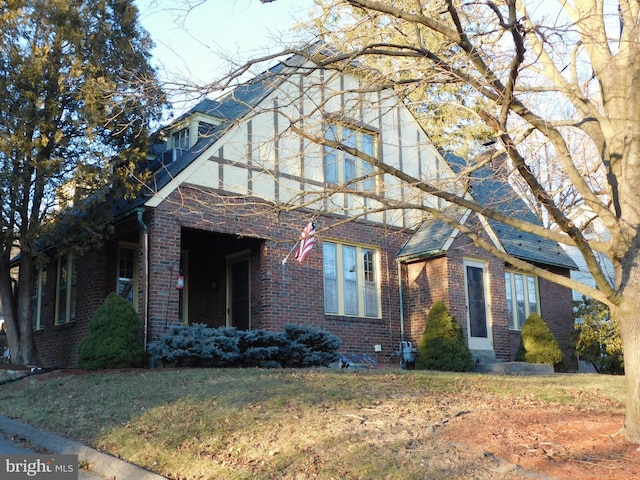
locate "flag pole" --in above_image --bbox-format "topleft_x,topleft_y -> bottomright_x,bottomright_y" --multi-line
282,240 -> 300,265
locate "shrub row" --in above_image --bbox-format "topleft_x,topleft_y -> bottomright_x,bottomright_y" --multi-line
148,323 -> 341,368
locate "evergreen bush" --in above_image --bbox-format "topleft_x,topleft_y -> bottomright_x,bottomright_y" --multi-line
147,324 -> 241,367
77,292 -> 146,370
415,300 -> 474,372
148,323 -> 341,368
572,296 -> 623,374
238,329 -> 284,368
515,313 -> 564,367
280,324 -> 341,367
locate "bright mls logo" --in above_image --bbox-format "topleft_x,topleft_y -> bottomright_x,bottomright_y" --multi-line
0,455 -> 77,479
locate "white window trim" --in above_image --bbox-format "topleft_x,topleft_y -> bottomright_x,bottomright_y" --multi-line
505,270 -> 540,331
323,240 -> 381,318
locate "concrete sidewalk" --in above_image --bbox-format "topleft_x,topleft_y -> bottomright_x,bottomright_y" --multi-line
0,416 -> 167,480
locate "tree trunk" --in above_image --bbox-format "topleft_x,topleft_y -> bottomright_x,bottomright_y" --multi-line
616,272 -> 640,443
0,253 -> 39,366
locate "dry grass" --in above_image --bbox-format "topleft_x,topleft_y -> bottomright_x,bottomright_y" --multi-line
0,368 -> 625,479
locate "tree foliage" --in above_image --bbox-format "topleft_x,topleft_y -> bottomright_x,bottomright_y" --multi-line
415,300 -> 474,372
0,0 -> 166,365
239,0 -> 640,442
573,296 -> 623,375
77,292 -> 146,370
515,313 -> 564,368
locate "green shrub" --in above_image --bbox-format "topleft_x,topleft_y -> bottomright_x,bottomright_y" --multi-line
515,313 -> 563,367
572,296 -> 623,374
148,324 -> 242,367
415,300 -> 474,372
77,292 -> 146,370
281,324 -> 342,367
148,323 -> 341,368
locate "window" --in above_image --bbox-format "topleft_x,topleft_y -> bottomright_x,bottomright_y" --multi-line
323,241 -> 380,317
172,127 -> 190,150
31,266 -> 46,331
505,271 -> 539,330
324,125 -> 376,191
55,255 -> 76,325
117,244 -> 137,306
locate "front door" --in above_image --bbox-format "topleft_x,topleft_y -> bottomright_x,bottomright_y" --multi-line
464,259 -> 492,351
227,252 -> 251,330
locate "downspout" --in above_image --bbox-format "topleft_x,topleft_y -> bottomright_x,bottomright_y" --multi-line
397,259 -> 405,343
136,208 -> 150,352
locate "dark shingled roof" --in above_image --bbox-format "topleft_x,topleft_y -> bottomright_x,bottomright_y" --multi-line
112,57 -> 299,217
397,153 -> 577,270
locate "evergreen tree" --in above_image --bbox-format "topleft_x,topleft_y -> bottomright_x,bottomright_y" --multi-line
0,0 -> 166,365
416,300 -> 474,372
573,297 -> 623,375
515,313 -> 564,367
77,292 -> 146,370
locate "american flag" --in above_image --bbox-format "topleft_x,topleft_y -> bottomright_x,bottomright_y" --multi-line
294,222 -> 316,262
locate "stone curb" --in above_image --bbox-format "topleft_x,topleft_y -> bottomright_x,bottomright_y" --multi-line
0,416 -> 167,480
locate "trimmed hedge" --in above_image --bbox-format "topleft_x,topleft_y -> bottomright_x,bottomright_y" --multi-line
77,292 -> 146,370
148,323 -> 341,368
416,300 -> 474,372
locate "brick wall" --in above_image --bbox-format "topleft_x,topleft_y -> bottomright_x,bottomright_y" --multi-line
537,266 -> 577,371
32,186 -> 576,370
143,186 -> 410,362
33,248 -> 107,367
400,229 -> 575,367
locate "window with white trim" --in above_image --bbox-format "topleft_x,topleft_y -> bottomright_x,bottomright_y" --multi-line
505,271 -> 539,330
55,255 -> 76,325
117,244 -> 137,307
31,265 -> 46,331
324,125 -> 376,191
172,127 -> 190,150
323,241 -> 380,318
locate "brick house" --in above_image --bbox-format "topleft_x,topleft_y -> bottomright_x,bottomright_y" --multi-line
28,51 -> 577,369
398,152 -> 577,367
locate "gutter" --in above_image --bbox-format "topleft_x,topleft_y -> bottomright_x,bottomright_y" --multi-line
136,208 -> 150,352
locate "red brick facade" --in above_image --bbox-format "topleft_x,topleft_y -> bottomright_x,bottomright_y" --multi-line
32,186 -> 576,370
402,231 -> 576,370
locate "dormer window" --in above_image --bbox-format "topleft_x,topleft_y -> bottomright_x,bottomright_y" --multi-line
172,127 -> 190,150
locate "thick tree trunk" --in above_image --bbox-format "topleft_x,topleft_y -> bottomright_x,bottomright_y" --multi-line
616,274 -> 640,443
0,253 -> 39,366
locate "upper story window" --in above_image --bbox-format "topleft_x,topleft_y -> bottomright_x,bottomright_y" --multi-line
172,127 -> 190,150
324,125 -> 376,191
55,255 -> 76,325
323,241 -> 380,318
117,244 -> 138,307
505,271 -> 539,330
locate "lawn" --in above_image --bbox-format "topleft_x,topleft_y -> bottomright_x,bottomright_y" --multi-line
0,368 -> 627,479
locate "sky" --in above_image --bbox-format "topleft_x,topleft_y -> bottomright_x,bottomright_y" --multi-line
135,0 -> 316,112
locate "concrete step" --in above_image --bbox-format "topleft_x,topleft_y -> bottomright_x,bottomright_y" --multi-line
474,361 -> 554,375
